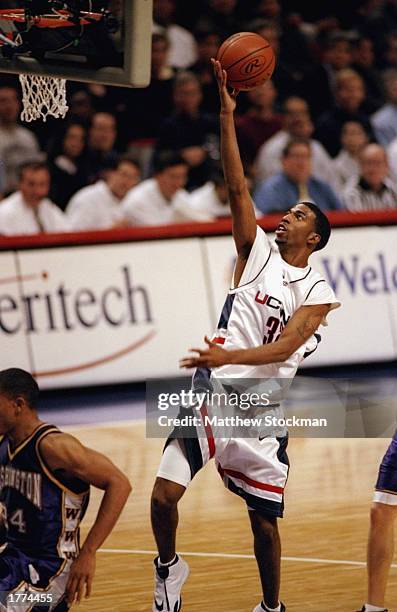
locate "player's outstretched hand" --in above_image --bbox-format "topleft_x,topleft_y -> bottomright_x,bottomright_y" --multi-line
211,58 -> 239,114
180,335 -> 230,369
66,549 -> 96,605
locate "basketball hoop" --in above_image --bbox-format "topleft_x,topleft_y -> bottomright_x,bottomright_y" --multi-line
0,3 -> 111,122
19,73 -> 68,122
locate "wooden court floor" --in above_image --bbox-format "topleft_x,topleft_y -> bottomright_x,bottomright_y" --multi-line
69,421 -> 397,612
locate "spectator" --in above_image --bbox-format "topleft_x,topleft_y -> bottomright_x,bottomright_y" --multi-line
67,88 -> 95,125
48,122 -> 89,211
190,28 -> 221,114
0,161 -> 70,235
190,164 -> 259,218
0,86 -> 40,194
314,68 -> 374,157
255,96 -> 335,188
119,33 -> 176,159
153,0 -> 198,68
66,156 -> 141,230
301,31 -> 353,119
254,0 -> 313,83
380,31 -> 397,69
351,34 -> 384,113
86,112 -> 119,183
342,143 -> 397,211
122,151 -> 212,225
371,68 -> 397,146
235,80 -> 282,168
195,0 -> 241,40
333,121 -> 370,189
250,19 -> 302,102
254,138 -> 343,214
155,71 -> 219,190
189,165 -> 231,218
387,131 -> 397,177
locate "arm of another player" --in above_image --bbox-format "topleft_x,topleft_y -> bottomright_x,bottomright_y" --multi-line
39,433 -> 132,604
212,59 -> 257,283
180,303 -> 331,368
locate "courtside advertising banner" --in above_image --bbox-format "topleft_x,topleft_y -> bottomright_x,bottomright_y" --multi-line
309,226 -> 396,364
378,226 -> 397,356
1,225 -> 397,388
1,240 -> 212,388
0,252 -> 32,372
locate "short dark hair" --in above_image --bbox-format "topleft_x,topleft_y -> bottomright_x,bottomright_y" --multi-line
18,160 -> 49,181
0,368 -> 40,409
152,150 -> 187,174
301,202 -> 331,251
105,154 -> 141,173
282,138 -> 311,158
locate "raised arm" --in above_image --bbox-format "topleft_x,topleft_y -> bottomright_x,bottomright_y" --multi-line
212,59 -> 257,263
40,433 -> 132,605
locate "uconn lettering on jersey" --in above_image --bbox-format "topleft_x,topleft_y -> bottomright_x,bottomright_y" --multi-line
0,465 -> 41,508
255,291 -> 290,345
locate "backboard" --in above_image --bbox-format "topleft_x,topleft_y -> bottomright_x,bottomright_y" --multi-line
0,0 -> 153,88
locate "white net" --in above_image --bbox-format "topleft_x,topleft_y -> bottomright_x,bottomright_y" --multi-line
18,74 -> 69,122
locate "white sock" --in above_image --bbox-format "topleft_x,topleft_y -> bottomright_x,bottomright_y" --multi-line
159,555 -> 177,567
263,603 -> 281,612
364,605 -> 386,611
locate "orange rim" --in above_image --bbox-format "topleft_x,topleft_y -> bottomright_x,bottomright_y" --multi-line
0,9 -> 103,28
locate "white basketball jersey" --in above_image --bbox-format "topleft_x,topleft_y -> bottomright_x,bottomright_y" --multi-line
212,227 -> 340,381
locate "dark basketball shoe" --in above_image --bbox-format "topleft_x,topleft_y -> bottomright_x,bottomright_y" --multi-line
152,555 -> 189,612
357,608 -> 388,612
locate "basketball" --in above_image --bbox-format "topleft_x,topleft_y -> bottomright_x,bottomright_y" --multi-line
216,32 -> 276,91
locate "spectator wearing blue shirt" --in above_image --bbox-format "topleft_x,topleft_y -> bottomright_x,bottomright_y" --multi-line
371,69 -> 397,147
253,138 -> 343,214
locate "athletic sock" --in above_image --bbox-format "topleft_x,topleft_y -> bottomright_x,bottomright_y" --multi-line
263,603 -> 281,612
158,555 -> 177,567
364,605 -> 386,611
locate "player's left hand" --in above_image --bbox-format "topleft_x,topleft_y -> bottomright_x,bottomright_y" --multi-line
66,549 -> 96,604
180,336 -> 230,369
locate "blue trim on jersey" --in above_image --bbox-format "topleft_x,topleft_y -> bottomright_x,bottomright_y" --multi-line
217,293 -> 236,329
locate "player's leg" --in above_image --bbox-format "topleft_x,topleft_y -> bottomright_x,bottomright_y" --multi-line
151,477 -> 187,563
151,439 -> 192,562
360,433 -> 397,612
248,509 -> 284,612
151,439 -> 192,612
366,501 -> 397,609
215,435 -> 289,612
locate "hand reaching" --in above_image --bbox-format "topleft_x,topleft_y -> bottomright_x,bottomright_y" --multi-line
180,335 -> 231,369
211,58 -> 239,114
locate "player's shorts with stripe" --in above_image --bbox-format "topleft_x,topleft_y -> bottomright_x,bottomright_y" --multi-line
0,545 -> 70,611
158,406 -> 290,518
374,430 -> 397,506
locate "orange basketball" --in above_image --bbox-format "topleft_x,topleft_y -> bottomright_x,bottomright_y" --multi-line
216,32 -> 276,91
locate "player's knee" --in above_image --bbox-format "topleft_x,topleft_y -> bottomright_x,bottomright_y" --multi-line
370,502 -> 397,527
151,478 -> 183,514
249,509 -> 278,542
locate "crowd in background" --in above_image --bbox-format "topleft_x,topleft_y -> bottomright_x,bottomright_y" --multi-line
2,0 -> 397,234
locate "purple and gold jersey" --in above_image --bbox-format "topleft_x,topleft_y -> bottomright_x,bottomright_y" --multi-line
0,423 -> 89,561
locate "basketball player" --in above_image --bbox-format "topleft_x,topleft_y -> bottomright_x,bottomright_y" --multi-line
0,368 -> 131,610
358,433 -> 397,612
150,60 -> 340,612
